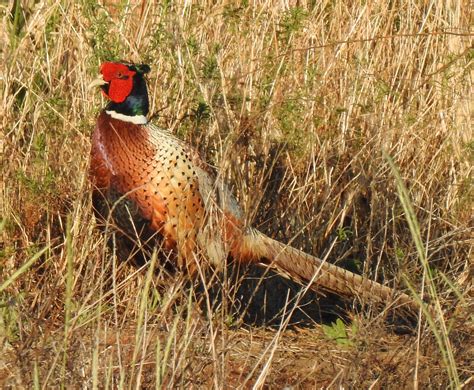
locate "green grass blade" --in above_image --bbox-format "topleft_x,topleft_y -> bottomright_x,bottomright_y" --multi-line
384,151 -> 459,388
0,245 -> 50,293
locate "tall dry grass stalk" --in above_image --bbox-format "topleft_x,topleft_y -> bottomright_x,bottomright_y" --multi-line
1,1 -> 472,388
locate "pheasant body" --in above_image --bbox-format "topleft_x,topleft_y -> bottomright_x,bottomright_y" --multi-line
90,62 -> 418,311
91,111 -> 242,271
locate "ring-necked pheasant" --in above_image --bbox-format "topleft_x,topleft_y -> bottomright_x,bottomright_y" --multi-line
89,61 -> 418,311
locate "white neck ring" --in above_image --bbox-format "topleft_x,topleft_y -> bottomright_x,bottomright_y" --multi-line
105,110 -> 148,124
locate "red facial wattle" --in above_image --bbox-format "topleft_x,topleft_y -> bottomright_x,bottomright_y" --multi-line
100,62 -> 136,103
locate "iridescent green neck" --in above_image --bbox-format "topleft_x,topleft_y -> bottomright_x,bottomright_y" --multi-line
105,73 -> 149,118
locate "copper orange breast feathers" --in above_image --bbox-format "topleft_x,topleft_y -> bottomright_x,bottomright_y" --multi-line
90,113 -> 209,270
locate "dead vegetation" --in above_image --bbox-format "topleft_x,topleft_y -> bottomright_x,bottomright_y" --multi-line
1,0 -> 472,388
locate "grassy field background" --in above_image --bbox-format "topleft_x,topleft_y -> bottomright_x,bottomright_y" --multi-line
1,0 -> 472,388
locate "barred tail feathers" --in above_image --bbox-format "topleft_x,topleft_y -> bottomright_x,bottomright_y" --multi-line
239,228 -> 417,310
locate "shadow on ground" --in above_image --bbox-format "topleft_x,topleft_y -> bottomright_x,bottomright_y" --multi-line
198,263 -> 419,332
198,263 -> 349,328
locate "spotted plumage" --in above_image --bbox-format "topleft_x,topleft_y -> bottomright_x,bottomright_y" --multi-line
89,61 -> 419,311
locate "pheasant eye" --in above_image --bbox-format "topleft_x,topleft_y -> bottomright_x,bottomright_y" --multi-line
116,72 -> 129,80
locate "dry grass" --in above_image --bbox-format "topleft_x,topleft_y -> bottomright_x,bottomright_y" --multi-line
1,0 -> 472,388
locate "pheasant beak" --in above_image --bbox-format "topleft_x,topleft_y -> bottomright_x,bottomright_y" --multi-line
88,74 -> 108,89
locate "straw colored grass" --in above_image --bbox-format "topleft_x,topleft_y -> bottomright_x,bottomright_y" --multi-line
1,1 -> 472,388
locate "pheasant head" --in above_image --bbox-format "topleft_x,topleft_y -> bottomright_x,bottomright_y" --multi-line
89,62 -> 151,124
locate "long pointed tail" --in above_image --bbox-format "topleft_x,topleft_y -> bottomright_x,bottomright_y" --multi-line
239,228 -> 418,311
